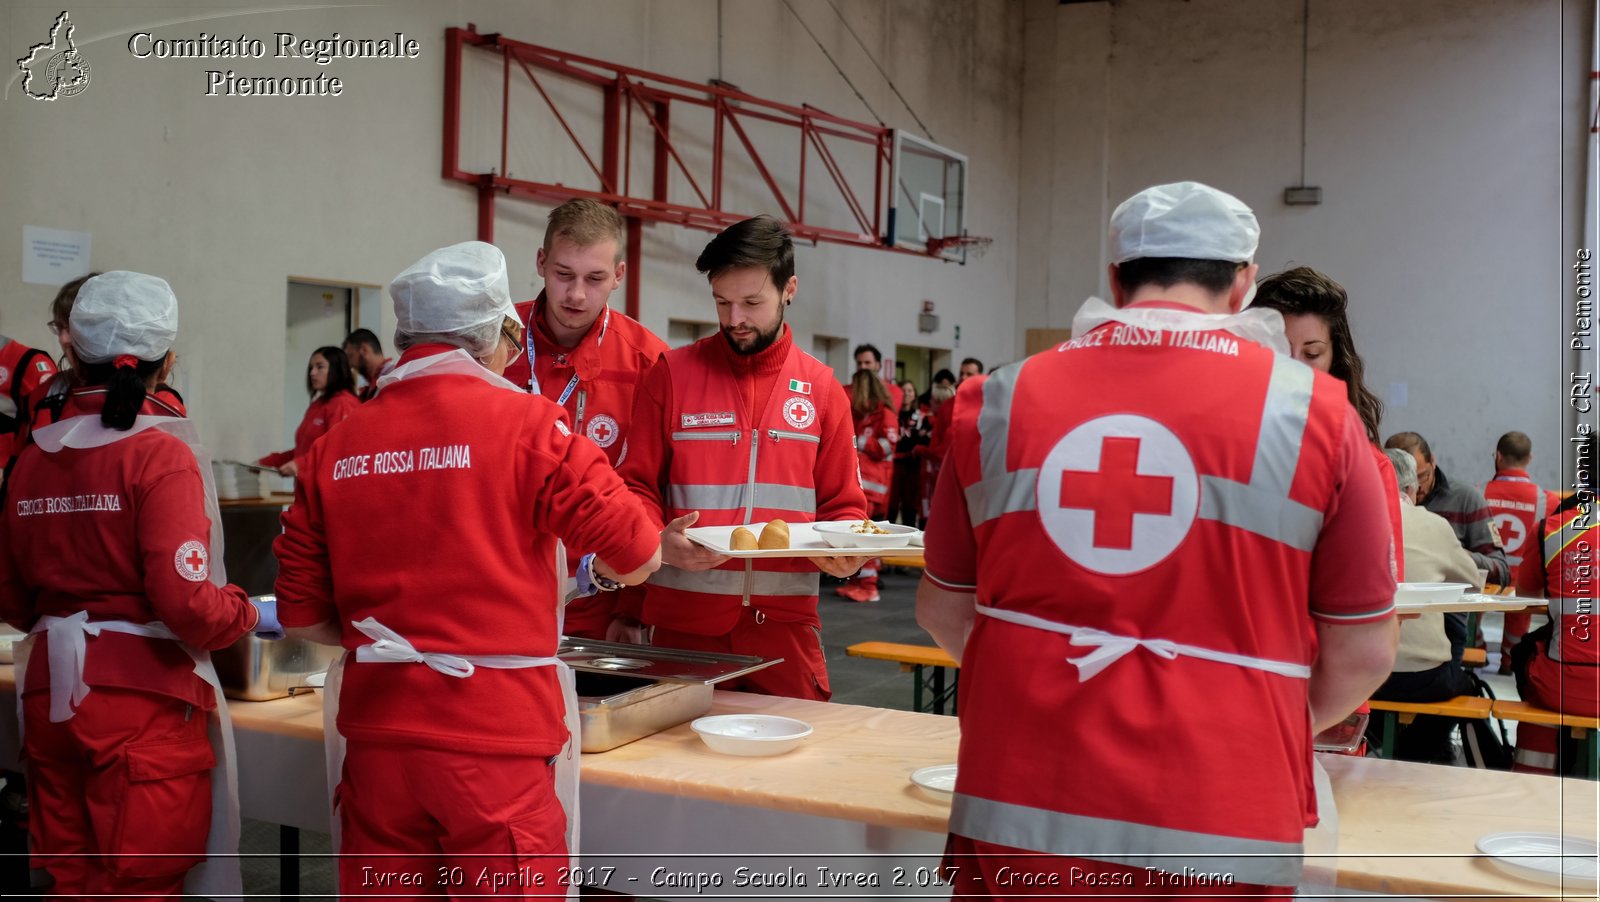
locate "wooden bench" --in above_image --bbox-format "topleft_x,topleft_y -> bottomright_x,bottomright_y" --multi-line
1367,696 -> 1494,759
845,641 -> 958,714
1460,647 -> 1488,668
1492,700 -> 1600,778
879,555 -> 925,570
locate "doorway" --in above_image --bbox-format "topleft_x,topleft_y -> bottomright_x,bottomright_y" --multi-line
894,343 -> 952,402
283,278 -> 373,463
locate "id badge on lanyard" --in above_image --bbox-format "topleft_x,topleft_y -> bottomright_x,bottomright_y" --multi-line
527,306 -> 609,432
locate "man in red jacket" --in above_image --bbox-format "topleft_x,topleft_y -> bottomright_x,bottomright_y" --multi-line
503,199 -> 669,641
621,216 -> 868,700
918,182 -> 1397,896
1483,431 -> 1561,669
275,241 -> 661,896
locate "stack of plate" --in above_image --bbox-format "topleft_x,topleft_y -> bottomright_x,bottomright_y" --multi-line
212,462 -> 267,500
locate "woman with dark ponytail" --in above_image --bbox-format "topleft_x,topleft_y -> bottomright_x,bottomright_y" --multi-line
259,346 -> 359,479
0,271 -> 277,899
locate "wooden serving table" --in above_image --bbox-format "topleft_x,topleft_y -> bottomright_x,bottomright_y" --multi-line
1,668 -> 1596,899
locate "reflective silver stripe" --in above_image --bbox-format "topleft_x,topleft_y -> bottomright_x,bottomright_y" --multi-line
668,484 -> 817,513
1198,477 -> 1324,553
767,429 -> 820,444
977,362 -> 1024,486
1544,517 -> 1580,567
649,565 -> 819,597
877,438 -> 893,457
1547,596 -> 1592,662
950,793 -> 1304,887
1537,489 -> 1548,529
965,469 -> 1039,527
671,430 -> 740,443
1249,355 -> 1313,496
1514,747 -> 1557,771
969,352 -> 1323,552
861,479 -> 889,495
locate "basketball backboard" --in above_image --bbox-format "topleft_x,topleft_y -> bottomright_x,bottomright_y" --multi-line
889,131 -> 969,263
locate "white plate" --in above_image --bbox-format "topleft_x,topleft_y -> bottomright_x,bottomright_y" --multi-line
813,521 -> 919,549
685,521 -> 925,559
1476,832 -> 1599,887
691,714 -> 812,756
302,671 -> 327,688
1393,582 -> 1470,606
911,764 -> 958,795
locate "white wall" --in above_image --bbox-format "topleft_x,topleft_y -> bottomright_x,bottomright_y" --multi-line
1017,0 -> 1588,490
1,0 -> 1024,461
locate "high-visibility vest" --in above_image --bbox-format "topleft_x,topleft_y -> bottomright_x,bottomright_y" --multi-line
1485,469 -> 1557,596
946,317 -> 1356,889
642,339 -> 840,635
1542,504 -> 1599,666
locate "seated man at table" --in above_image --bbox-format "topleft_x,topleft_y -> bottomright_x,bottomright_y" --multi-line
1509,439 -> 1599,775
1368,449 -> 1494,764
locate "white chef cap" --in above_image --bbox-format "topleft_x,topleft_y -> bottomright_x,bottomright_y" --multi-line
389,241 -> 515,351
69,271 -> 179,364
1109,181 -> 1259,265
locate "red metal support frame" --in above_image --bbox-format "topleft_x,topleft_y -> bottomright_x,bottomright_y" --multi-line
441,24 -> 942,258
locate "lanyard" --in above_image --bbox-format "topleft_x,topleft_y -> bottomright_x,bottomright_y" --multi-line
529,306 -> 610,415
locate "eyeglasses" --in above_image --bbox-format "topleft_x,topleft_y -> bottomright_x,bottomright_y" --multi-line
47,322 -> 63,336
501,324 -> 524,365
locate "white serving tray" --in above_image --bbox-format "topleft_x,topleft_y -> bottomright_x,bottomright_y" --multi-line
1476,831 -> 1598,887
685,521 -> 926,559
1393,594 -> 1544,615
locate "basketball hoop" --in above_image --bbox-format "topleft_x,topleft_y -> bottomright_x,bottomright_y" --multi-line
926,234 -> 994,261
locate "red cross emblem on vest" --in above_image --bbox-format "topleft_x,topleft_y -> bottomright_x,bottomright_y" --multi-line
782,395 -> 817,429
1059,437 -> 1175,550
1036,414 -> 1199,575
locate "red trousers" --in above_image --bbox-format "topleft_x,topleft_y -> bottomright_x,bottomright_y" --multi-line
651,608 -> 830,700
24,687 -> 214,901
338,740 -> 568,899
943,836 -> 1293,900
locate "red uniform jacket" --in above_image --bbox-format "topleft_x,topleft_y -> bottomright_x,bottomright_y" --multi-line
502,295 -> 668,467
1484,468 -> 1560,596
1527,502 -> 1600,715
620,326 -> 867,633
853,402 -> 898,513
260,390 -> 359,470
274,346 -> 659,756
0,390 -> 258,709
502,296 -> 667,633
0,338 -> 58,466
924,303 -> 1395,888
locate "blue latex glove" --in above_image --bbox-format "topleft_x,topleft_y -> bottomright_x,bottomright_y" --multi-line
251,597 -> 285,640
574,553 -> 602,598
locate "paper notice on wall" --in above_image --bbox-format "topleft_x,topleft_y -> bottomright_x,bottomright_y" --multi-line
1387,381 -> 1408,408
22,225 -> 91,285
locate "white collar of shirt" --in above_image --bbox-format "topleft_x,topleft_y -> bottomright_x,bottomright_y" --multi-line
1070,296 -> 1291,356
377,348 -> 523,394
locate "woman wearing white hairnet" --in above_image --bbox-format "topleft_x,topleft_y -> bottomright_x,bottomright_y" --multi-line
274,241 -> 661,898
0,272 -> 277,899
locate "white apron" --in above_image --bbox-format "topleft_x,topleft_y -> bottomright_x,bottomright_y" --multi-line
323,349 -> 582,899
16,412 -> 242,902
972,604 -> 1339,893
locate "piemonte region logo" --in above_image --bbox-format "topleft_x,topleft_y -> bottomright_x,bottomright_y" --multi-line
18,11 -> 91,100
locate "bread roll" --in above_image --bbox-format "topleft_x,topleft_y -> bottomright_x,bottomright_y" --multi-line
731,527 -> 759,551
759,519 -> 790,550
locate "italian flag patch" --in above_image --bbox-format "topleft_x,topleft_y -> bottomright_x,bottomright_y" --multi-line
788,378 -> 811,395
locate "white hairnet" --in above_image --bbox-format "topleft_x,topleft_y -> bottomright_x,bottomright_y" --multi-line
69,271 -> 179,364
389,241 -> 514,340
1109,181 -> 1259,265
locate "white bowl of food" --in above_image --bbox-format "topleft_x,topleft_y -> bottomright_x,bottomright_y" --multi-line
690,714 -> 813,756
813,520 -> 920,549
